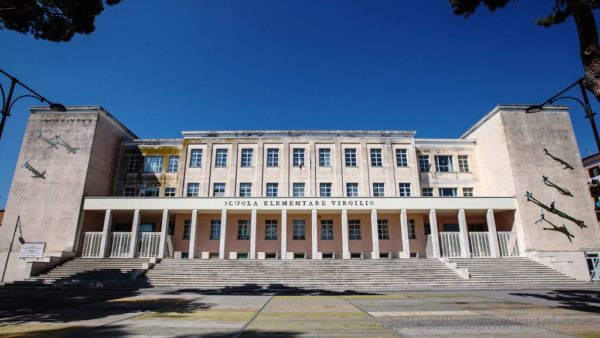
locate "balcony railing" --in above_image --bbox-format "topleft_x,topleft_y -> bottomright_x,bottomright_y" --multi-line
110,232 -> 131,258
439,232 -> 462,258
81,232 -> 103,258
497,231 -> 519,257
138,232 -> 161,258
469,232 -> 491,257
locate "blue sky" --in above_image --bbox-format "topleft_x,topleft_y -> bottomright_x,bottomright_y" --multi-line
0,0 -> 598,208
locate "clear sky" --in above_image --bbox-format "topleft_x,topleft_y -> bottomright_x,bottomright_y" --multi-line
1,0 -> 598,208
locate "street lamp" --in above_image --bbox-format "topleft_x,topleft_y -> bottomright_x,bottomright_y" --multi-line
526,78 -> 600,153
0,68 -> 66,140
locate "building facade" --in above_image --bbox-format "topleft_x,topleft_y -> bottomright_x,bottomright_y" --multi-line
1,105 -> 599,282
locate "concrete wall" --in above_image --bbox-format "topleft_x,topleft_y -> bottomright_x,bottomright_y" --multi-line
0,107 -> 134,281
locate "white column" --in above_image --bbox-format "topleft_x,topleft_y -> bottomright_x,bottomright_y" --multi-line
458,209 -> 471,258
219,209 -> 227,259
429,209 -> 441,258
370,209 -> 380,259
311,209 -> 318,259
99,210 -> 112,258
486,209 -> 501,257
341,209 -> 349,259
188,209 -> 198,259
400,209 -> 410,258
128,209 -> 141,258
158,209 -> 168,258
281,210 -> 287,259
250,209 -> 257,259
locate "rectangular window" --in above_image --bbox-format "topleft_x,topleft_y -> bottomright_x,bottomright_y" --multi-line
292,183 -> 305,197
265,220 -> 277,240
589,166 -> 600,178
293,148 -> 305,167
293,220 -> 305,240
370,149 -> 383,167
399,183 -> 411,197
439,187 -> 458,197
240,148 -> 253,167
408,219 -> 416,239
435,155 -> 454,172
345,148 -> 357,167
458,155 -> 470,172
396,149 -> 408,167
189,149 -> 203,168
321,220 -> 334,240
422,187 -> 433,197
143,156 -> 163,173
373,183 -> 385,197
320,183 -> 332,197
215,149 -> 228,167
187,183 -> 200,197
164,187 -> 176,197
348,220 -> 361,240
210,220 -> 221,240
266,148 -> 279,167
140,187 -> 160,197
266,183 -> 279,197
237,220 -> 249,240
463,187 -> 474,197
443,224 -> 459,232
183,219 -> 191,240
123,187 -> 136,197
418,155 -> 430,172
167,156 -> 179,173
127,155 -> 140,173
346,183 -> 359,197
319,148 -> 331,167
239,183 -> 252,197
378,219 -> 389,240
213,183 -> 226,197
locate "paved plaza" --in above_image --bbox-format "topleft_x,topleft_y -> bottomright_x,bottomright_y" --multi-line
0,287 -> 599,337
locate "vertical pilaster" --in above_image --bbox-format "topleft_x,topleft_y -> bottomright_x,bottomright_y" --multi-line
341,209 -> 349,259
370,209 -> 380,259
400,209 -> 410,258
99,210 -> 112,258
311,209 -> 318,259
458,209 -> 471,257
128,209 -> 141,258
429,209 -> 441,258
486,209 -> 501,257
281,210 -> 287,259
188,209 -> 198,259
219,209 -> 227,259
250,209 -> 257,259
158,209 -> 168,258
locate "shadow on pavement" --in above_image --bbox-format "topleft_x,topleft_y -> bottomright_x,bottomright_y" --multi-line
510,289 -> 600,313
166,283 -> 378,296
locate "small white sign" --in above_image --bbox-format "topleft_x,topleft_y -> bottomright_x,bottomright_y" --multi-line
19,242 -> 45,259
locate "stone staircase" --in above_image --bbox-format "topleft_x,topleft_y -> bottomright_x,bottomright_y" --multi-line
3,257 -> 596,291
448,257 -> 590,289
145,258 -> 466,292
7,258 -> 152,288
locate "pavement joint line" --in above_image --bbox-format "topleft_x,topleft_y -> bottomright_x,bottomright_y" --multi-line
233,294 -> 273,338
342,296 -> 401,337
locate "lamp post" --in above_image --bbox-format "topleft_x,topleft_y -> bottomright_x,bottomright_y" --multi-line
0,68 -> 66,140
526,78 -> 600,153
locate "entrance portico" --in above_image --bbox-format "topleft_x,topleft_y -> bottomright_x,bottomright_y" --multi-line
79,196 -> 519,260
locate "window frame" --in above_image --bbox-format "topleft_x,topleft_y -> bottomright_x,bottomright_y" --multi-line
266,183 -> 279,197
346,183 -> 359,197
265,220 -> 278,240
127,155 -> 140,173
345,148 -> 357,167
438,187 -> 458,197
418,155 -> 430,172
164,187 -> 176,197
189,149 -> 203,168
319,182 -> 332,197
395,149 -> 408,167
319,148 -> 331,167
435,155 -> 454,173
293,220 -> 306,240
370,148 -> 383,167
143,156 -> 163,173
237,220 -> 250,240
422,187 -> 434,197
293,148 -> 305,167
183,219 -> 191,240
187,183 -> 200,197
348,220 -> 361,240
240,148 -> 253,168
215,149 -> 228,167
292,183 -> 305,197
458,155 -> 470,172
213,183 -> 226,197
320,220 -> 334,240
463,187 -> 474,197
398,183 -> 411,197
239,183 -> 252,197
167,156 -> 179,173
372,183 -> 385,197
266,148 -> 279,167
378,219 -> 389,240
140,187 -> 160,197
408,219 -> 416,239
210,220 -> 221,240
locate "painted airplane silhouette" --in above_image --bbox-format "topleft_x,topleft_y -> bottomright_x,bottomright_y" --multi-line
24,161 -> 46,179
37,131 -> 59,149
543,148 -> 574,170
54,135 -> 79,154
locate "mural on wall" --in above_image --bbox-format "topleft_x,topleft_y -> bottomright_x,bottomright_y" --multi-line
542,176 -> 574,197
36,130 -> 59,149
36,130 -> 79,154
526,148 -> 586,240
24,161 -> 46,179
534,212 -> 575,242
543,148 -> 574,170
